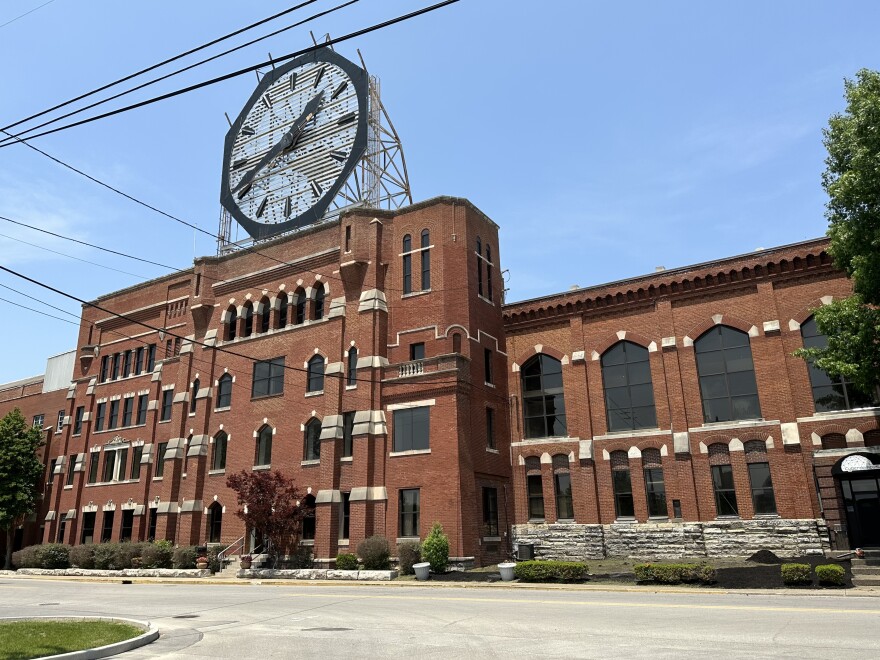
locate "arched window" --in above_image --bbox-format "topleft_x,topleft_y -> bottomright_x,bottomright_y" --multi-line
190,378 -> 199,414
212,431 -> 228,471
402,234 -> 412,294
217,373 -> 232,408
277,292 -> 288,328
307,355 -> 325,393
242,302 -> 254,338
552,454 -> 573,520
694,326 -> 760,423
708,443 -> 738,516
207,501 -> 223,544
601,341 -> 657,431
642,448 -> 667,517
611,450 -> 634,518
476,237 -> 483,297
304,417 -> 321,461
744,440 -> 776,515
801,316 -> 876,412
294,288 -> 307,325
521,354 -> 566,439
485,243 -> 493,302
347,347 -> 358,386
259,297 -> 271,334
226,306 -> 237,341
525,457 -> 544,520
313,283 -> 325,320
420,229 -> 430,290
301,494 -> 316,540
255,425 -> 272,466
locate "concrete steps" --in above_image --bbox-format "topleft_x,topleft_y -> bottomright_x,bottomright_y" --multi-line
851,549 -> 880,587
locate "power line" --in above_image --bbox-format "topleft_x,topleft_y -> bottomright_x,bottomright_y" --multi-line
0,294 -> 77,325
0,0 -> 359,146
0,0 -> 57,30
0,0 -> 461,146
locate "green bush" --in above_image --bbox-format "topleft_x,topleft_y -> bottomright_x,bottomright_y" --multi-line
336,553 -> 359,570
207,546 -> 222,574
140,540 -> 173,569
11,545 -> 44,569
513,560 -> 589,583
93,543 -> 123,570
815,564 -> 845,586
397,541 -> 421,575
172,546 -> 197,569
633,563 -> 716,584
357,535 -> 391,570
781,563 -> 812,586
114,542 -> 148,570
40,544 -> 71,569
286,546 -> 314,569
69,544 -> 96,569
421,523 -> 449,573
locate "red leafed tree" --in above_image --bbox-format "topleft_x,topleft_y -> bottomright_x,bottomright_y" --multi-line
226,470 -> 305,560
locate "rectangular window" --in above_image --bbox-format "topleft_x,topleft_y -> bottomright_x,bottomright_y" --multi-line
155,443 -> 168,478
339,492 -> 351,540
252,357 -> 285,398
134,347 -> 144,375
56,410 -> 64,432
95,402 -> 106,431
100,355 -> 110,382
117,448 -> 128,482
122,350 -> 132,378
47,458 -> 58,484
527,474 -> 545,520
409,342 -> 425,361
111,353 -> 120,380
65,454 -> 76,486
120,509 -> 134,542
33,414 -> 44,430
554,473 -> 574,520
484,348 -> 493,384
57,521 -> 66,544
160,390 -> 173,421
73,406 -> 84,434
399,488 -> 420,537
81,511 -> 96,544
392,406 -> 430,452
101,510 -> 114,543
342,411 -> 355,458
212,435 -> 227,471
612,469 -> 635,518
102,451 -> 116,483
136,394 -> 148,425
421,248 -> 430,290
486,408 -> 495,449
482,487 -> 499,537
146,344 -> 156,371
644,468 -> 668,517
130,446 -> 143,480
402,252 -> 412,294
711,464 -> 739,516
122,397 -> 133,427
748,462 -> 777,515
88,453 -> 99,484
147,507 -> 157,540
108,400 -> 119,430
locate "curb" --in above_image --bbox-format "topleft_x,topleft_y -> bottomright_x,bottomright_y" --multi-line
0,616 -> 159,659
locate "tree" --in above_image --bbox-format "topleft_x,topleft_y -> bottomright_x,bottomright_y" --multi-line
0,408 -> 45,569
797,68 -> 880,399
226,470 -> 304,565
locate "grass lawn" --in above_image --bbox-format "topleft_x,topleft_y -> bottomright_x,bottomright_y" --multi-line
0,620 -> 143,660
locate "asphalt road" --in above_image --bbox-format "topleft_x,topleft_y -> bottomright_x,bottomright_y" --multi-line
2,579 -> 879,659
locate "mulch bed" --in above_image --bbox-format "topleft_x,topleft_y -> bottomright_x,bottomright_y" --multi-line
715,554 -> 852,589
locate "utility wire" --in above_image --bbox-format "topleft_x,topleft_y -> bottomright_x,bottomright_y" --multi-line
0,0 -> 56,30
0,0 -> 359,146
0,294 -> 77,325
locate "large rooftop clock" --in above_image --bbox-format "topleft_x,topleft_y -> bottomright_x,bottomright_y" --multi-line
220,48 -> 368,240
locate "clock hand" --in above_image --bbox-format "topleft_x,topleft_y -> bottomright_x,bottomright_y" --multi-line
233,90 -> 325,195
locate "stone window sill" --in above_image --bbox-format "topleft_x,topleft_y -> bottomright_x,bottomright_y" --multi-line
340,456 -> 353,463
648,516 -> 670,522
402,289 -> 432,299
484,382 -> 496,388
486,447 -> 499,454
152,476 -> 163,481
614,517 -> 637,524
64,485 -> 73,490
300,539 -> 315,546
345,384 -> 357,391
477,294 -> 494,305
389,449 -> 431,457
338,539 -> 350,547
528,519 -> 545,524
483,536 -> 502,543
301,459 -> 320,467
208,469 -> 225,476
753,514 -> 780,519
396,537 -> 420,544
305,390 -> 324,398
252,464 -> 271,471
555,519 -> 576,524
715,515 -> 741,520
214,406 -> 231,413
158,419 -> 171,424
91,422 -> 148,435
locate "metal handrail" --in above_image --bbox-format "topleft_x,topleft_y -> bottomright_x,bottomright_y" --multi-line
217,536 -> 245,563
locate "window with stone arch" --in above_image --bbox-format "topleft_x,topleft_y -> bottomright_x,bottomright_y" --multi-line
552,454 -> 574,520
347,347 -> 358,386
304,417 -> 321,461
190,378 -> 199,414
307,355 -> 325,393
708,443 -> 738,516
420,229 -> 430,290
277,291 -> 289,328
255,424 -> 272,467
301,493 -> 316,540
801,315 -> 877,412
601,341 -> 657,432
521,353 -> 566,439
476,236 -> 483,297
524,456 -> 544,520
744,440 -> 776,515
610,450 -> 634,519
226,306 -> 237,341
259,296 -> 271,334
313,282 -> 325,320
242,301 -> 254,338
694,325 -> 761,423
217,373 -> 232,408
402,233 -> 413,294
212,431 -> 228,471
294,287 -> 307,325
639,448 -> 665,517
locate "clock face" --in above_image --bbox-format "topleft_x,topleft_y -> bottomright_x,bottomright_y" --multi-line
220,48 -> 368,240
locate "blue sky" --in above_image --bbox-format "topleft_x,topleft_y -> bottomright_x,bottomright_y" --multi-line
0,0 -> 878,382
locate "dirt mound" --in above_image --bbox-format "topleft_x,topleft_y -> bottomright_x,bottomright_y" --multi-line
747,550 -> 782,564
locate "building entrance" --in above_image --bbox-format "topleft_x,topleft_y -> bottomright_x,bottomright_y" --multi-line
834,453 -> 880,548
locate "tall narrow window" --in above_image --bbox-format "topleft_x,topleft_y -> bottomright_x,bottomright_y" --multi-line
301,495 -> 316,540
476,237 -> 483,297
155,443 -> 168,478
485,244 -> 493,302
709,443 -> 738,516
307,355 -> 325,393
452,333 -> 461,353
134,347 -> 144,375
259,297 -> 271,334
521,354 -> 567,438
482,487 -> 499,537
256,425 -> 273,466
108,400 -> 119,429
525,457 -> 544,520
745,441 -> 776,515
146,344 -> 156,371
66,454 -> 76,486
56,409 -> 64,432
242,302 -> 254,337
207,502 -> 222,544
122,397 -> 133,427
410,342 -> 425,361
695,326 -> 761,423
294,288 -> 307,324
313,283 -> 325,320
277,292 -> 289,328
188,379 -> 198,414
304,418 -> 322,461
136,394 -> 148,425
345,225 -> 352,252
120,509 -> 134,542
601,341 -> 657,431
217,373 -> 233,408
73,406 -> 85,434
226,307 -> 237,341
81,512 -> 96,544
611,450 -> 635,518
102,451 -> 116,483
212,431 -> 228,471
484,348 -> 493,384
88,453 -> 100,484
122,350 -> 132,378
160,390 -> 173,421
111,353 -> 120,380
339,492 -> 351,540
402,234 -> 412,294
130,446 -> 143,480
399,488 -> 420,537
642,448 -> 668,517
95,402 -> 106,432
100,355 -> 110,382
101,511 -> 115,542
420,229 -> 430,290
801,316 -> 877,412
342,411 -> 355,458
347,347 -> 358,386
553,454 -> 574,520
486,408 -> 495,449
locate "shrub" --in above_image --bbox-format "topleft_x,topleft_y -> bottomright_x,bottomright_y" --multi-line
140,540 -> 173,569
114,542 -> 148,570
815,563 -> 845,586
357,535 -> 391,570
336,553 -> 359,571
172,546 -> 198,569
781,563 -> 812,586
421,523 -> 449,573
633,563 -> 716,584
69,544 -> 96,569
514,560 -> 589,582
207,546 -> 222,574
93,543 -> 124,570
286,546 -> 314,569
40,544 -> 70,569
11,545 -> 44,569
397,541 -> 421,575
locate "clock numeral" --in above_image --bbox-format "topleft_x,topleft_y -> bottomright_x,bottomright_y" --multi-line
256,195 -> 269,218
331,81 -> 348,100
329,150 -> 347,163
260,94 -> 272,110
284,197 -> 292,218
237,183 -> 252,200
313,66 -> 325,88
337,112 -> 356,125
232,158 -> 249,170
288,72 -> 297,91
241,126 -> 256,136
310,180 -> 324,197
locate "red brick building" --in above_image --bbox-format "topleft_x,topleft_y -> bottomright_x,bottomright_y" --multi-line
4,198 -> 879,563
